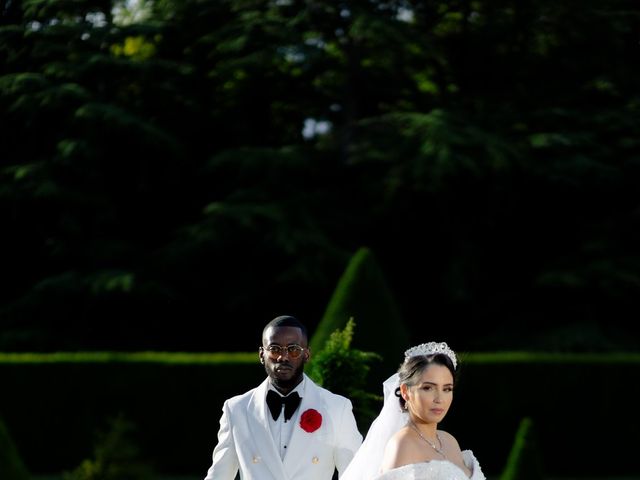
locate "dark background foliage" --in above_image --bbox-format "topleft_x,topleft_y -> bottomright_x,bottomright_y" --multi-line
1,0 -> 639,354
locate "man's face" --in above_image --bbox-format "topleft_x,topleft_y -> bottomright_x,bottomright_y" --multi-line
259,326 -> 309,391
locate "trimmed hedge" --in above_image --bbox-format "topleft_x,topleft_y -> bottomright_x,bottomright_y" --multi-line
447,353 -> 640,478
1,352 -> 639,478
0,352 -> 263,477
0,415 -> 30,480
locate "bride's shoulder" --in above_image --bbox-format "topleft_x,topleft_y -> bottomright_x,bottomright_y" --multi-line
388,425 -> 414,445
438,429 -> 461,448
381,426 -> 426,471
384,426 -> 416,455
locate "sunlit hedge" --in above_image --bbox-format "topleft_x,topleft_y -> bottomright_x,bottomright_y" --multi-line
1,352 -> 638,478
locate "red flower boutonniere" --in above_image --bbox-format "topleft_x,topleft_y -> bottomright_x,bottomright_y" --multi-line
300,408 -> 322,433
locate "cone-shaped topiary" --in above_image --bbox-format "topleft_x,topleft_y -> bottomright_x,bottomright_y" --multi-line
499,417 -> 545,480
310,247 -> 410,386
0,415 -> 30,480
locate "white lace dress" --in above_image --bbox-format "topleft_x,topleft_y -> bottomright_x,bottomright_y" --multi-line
372,450 -> 486,480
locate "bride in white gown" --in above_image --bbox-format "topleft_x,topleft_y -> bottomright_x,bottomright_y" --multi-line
341,342 -> 486,480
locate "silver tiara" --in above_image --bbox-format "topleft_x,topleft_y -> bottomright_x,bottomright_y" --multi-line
404,341 -> 457,369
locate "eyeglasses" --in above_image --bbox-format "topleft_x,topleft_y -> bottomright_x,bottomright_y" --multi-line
263,344 -> 305,359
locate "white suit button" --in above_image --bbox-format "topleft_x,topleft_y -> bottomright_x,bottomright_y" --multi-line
252,456 -> 261,463
312,456 -> 319,464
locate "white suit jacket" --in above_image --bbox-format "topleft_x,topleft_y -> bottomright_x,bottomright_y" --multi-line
204,373 -> 363,480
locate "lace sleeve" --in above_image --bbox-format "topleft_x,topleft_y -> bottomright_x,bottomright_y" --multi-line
462,450 -> 486,480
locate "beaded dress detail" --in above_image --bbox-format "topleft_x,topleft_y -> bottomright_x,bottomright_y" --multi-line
373,450 -> 485,480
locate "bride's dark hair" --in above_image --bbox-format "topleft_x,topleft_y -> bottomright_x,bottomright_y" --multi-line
394,353 -> 456,410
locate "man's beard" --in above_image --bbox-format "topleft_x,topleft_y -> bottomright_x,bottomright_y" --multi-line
266,361 -> 304,390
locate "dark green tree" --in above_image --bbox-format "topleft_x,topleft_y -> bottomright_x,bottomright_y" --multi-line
1,0 -> 639,352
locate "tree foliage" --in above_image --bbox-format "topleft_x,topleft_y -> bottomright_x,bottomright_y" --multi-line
1,0 -> 639,352
307,317 -> 382,432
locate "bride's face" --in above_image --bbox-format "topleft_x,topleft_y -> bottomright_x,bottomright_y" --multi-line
404,364 -> 454,424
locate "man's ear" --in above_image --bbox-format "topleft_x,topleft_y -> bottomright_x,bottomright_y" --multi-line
304,347 -> 311,363
258,347 -> 265,364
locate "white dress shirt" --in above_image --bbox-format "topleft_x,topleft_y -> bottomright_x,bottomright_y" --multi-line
266,377 -> 305,460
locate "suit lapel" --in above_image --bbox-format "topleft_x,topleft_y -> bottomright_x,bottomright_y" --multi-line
283,375 -> 327,469
247,379 -> 288,479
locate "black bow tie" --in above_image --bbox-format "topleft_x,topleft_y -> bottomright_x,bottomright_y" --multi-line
266,390 -> 301,422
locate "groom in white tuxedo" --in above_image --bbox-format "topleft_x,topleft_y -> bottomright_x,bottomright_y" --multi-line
203,315 -> 363,480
